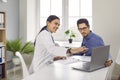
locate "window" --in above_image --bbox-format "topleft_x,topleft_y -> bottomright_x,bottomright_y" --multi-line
68,0 -> 92,41
36,0 -> 92,41
39,0 -> 63,40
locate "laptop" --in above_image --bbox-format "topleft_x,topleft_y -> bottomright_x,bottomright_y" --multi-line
72,45 -> 110,72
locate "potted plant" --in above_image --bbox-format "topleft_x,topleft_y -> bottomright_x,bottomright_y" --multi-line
6,38 -> 34,55
6,38 -> 34,65
65,29 -> 76,43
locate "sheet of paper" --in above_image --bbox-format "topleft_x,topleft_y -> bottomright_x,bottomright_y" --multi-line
55,56 -> 91,65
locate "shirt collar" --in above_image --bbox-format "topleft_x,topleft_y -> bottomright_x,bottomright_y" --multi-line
46,27 -> 53,33
84,31 -> 93,40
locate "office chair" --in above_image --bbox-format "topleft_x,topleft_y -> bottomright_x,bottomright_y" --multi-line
15,51 -> 29,78
116,49 -> 120,80
116,49 -> 120,65
106,49 -> 120,80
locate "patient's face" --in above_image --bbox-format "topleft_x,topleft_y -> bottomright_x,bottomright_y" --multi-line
78,23 -> 90,37
47,19 -> 60,33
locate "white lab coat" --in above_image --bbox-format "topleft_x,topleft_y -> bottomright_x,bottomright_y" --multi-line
29,30 -> 67,73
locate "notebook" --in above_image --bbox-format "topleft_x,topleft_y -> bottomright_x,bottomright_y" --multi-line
72,45 -> 110,72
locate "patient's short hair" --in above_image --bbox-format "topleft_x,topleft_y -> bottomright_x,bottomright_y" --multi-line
77,18 -> 90,27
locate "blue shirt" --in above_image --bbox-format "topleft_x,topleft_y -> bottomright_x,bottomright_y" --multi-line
76,31 -> 104,56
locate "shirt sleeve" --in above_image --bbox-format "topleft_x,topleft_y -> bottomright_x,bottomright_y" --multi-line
85,37 -> 104,56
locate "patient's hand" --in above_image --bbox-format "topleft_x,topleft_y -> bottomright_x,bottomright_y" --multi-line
82,46 -> 88,53
105,60 -> 113,67
53,56 -> 66,61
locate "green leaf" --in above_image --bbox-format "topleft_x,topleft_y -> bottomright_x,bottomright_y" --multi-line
65,29 -> 76,39
6,38 -> 34,55
21,42 -> 34,54
65,30 -> 70,35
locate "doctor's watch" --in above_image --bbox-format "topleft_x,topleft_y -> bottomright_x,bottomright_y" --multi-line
67,48 -> 72,56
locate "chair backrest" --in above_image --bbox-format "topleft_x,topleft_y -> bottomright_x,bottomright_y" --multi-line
116,49 -> 120,65
15,51 -> 29,78
106,49 -> 120,80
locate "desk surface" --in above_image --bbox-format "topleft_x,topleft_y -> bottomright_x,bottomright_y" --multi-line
23,56 -> 109,80
55,41 -> 81,48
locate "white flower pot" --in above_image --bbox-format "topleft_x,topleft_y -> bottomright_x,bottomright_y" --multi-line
12,56 -> 21,66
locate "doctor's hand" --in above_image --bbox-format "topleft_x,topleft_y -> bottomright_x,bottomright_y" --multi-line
53,56 -> 66,61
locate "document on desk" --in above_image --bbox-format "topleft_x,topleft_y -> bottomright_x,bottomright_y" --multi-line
55,56 -> 91,65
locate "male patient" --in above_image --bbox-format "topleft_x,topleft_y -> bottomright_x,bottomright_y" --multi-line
75,18 -> 112,66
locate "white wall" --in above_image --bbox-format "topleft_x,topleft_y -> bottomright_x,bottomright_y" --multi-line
19,0 -> 27,42
19,0 -> 36,42
27,0 -> 36,42
93,0 -> 120,60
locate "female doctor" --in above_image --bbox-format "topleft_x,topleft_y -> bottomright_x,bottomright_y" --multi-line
29,15 -> 88,73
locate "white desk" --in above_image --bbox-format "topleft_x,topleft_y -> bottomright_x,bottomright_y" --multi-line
55,41 -> 81,48
23,56 -> 109,80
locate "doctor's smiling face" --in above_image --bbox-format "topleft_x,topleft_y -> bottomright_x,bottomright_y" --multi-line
47,19 -> 60,33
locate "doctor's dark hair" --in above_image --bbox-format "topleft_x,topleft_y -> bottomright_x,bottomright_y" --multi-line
40,15 -> 60,32
77,18 -> 90,27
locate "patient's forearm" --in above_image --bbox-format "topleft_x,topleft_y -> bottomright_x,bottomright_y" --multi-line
70,47 -> 88,54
